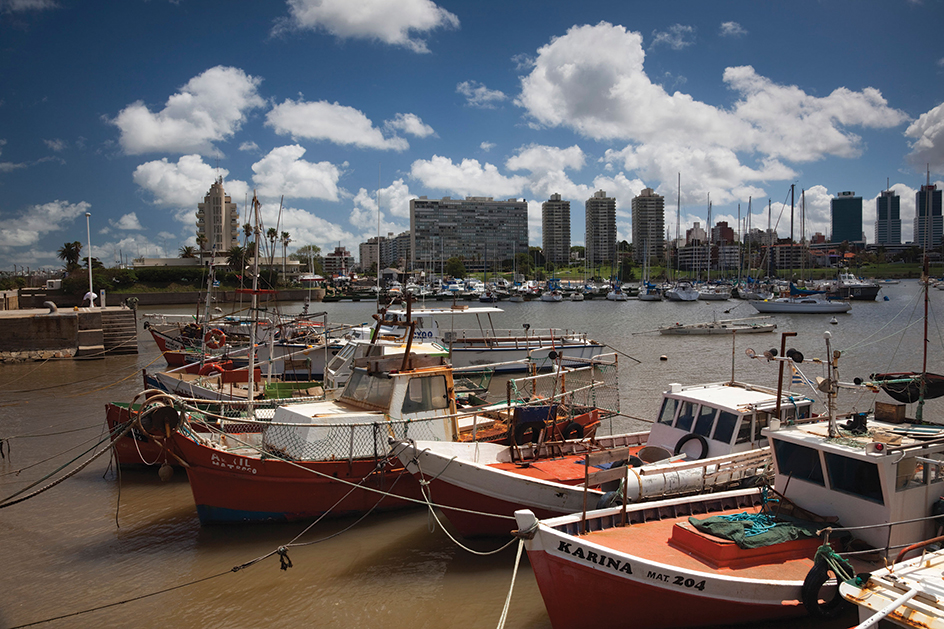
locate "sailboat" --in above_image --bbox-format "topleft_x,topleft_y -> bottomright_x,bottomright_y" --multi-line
665,174 -> 699,302
637,238 -> 662,301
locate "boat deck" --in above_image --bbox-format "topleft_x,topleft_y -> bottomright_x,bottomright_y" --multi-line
579,503 -> 845,582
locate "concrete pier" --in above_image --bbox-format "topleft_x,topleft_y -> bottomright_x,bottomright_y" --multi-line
0,306 -> 137,362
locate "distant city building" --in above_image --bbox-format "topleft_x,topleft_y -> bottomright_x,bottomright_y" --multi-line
196,177 -> 239,254
685,222 -> 707,246
631,188 -> 665,264
711,221 -> 735,245
811,232 -> 827,245
914,184 -> 943,250
410,196 -> 528,272
542,193 -> 571,265
874,189 -> 901,246
359,231 -> 411,271
830,191 -> 863,244
324,246 -> 355,278
585,190 -> 617,265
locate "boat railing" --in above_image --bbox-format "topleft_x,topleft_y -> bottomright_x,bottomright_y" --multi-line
442,328 -> 589,345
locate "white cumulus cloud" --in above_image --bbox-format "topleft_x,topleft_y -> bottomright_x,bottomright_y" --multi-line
719,21 -> 747,37
385,113 -> 436,138
0,200 -> 90,248
133,155 -> 248,208
266,99 -> 409,151
251,145 -> 342,201
274,0 -> 459,53
905,102 -> 944,175
109,66 -> 265,156
409,155 -> 528,198
110,212 -> 143,231
456,80 -> 507,109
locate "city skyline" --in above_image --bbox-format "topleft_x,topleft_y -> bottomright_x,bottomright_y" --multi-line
1,0 -> 943,271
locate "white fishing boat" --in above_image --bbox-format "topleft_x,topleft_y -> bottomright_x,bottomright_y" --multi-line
513,335 -> 944,629
664,282 -> 700,301
750,296 -> 852,314
385,304 -> 605,372
397,378 -> 813,538
606,285 -> 629,301
658,316 -> 777,335
697,285 -> 731,301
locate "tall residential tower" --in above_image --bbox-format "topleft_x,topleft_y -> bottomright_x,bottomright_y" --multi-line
542,193 -> 571,265
631,188 -> 665,264
196,177 -> 239,254
585,190 -> 616,265
874,189 -> 901,246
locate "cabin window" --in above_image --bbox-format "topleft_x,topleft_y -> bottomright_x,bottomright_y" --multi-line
896,457 -> 926,490
657,398 -> 678,425
735,414 -> 753,444
326,342 -> 356,372
782,407 -> 796,423
825,453 -> 884,504
675,401 -> 697,432
401,375 -> 449,414
797,403 -> 811,420
342,369 -> 395,409
773,440 -> 825,486
694,405 -> 717,437
712,411 -> 740,444
754,411 -> 771,441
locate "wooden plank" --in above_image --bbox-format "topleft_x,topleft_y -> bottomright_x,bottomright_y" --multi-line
586,465 -> 630,487
638,448 -> 769,475
585,446 -> 632,468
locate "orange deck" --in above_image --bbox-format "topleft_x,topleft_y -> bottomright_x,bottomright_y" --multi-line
487,445 -> 644,485
582,505 -> 829,582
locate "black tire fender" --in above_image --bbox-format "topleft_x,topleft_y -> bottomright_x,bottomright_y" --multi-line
514,420 -> 545,445
560,421 -> 584,440
801,559 -> 849,619
673,433 -> 709,460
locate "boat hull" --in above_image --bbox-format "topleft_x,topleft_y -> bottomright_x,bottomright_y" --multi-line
750,299 -> 851,313
449,343 -> 606,372
659,323 -> 776,335
173,432 -> 424,524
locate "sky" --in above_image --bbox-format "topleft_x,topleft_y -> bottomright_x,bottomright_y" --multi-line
1,0 -> 944,271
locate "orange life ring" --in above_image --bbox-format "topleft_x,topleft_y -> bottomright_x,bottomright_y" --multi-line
198,362 -> 226,376
204,328 -> 226,349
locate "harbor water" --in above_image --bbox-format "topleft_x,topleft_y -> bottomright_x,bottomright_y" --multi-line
2,281 -> 942,628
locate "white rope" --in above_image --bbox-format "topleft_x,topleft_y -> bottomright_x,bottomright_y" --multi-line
496,539 -> 525,629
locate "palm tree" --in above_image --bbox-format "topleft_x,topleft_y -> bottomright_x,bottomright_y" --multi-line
243,222 -> 252,247
57,241 -> 83,271
266,227 -> 278,268
179,245 -> 197,259
280,231 -> 291,279
225,244 -> 246,272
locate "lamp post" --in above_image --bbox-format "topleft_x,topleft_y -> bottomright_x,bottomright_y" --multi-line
85,212 -> 94,308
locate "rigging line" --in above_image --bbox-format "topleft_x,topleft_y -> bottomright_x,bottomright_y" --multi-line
0,355 -> 55,387
2,351 -> 161,395
8,569 -> 235,629
65,352 -> 165,397
840,287 -> 923,354
0,428 -> 112,480
5,422 -> 102,439
0,422 -> 133,508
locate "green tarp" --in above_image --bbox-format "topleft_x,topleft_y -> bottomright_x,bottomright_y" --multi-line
688,512 -> 822,549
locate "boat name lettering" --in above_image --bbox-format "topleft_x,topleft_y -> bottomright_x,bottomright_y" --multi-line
412,330 -> 434,340
556,541 -> 632,574
210,452 -> 258,474
647,570 -> 706,591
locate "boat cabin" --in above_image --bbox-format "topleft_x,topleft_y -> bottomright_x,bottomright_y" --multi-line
264,353 -> 460,461
648,382 -> 816,461
766,419 -> 944,552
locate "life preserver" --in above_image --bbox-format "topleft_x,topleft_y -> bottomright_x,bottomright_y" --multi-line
673,433 -> 709,460
198,362 -> 226,376
514,420 -> 545,445
204,328 -> 226,349
801,558 -> 850,619
559,421 -> 584,440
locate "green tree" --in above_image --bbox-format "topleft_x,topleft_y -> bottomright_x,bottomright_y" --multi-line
243,222 -> 253,247
225,244 -> 246,272
445,256 -> 466,278
280,231 -> 291,277
57,241 -> 82,270
179,245 -> 197,258
266,227 -> 278,266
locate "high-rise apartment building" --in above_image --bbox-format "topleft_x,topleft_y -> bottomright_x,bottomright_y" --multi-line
196,177 -> 239,253
542,193 -> 571,265
410,196 -> 528,272
914,184 -> 943,250
585,190 -> 616,265
830,191 -> 863,244
631,188 -> 664,264
874,189 -> 901,246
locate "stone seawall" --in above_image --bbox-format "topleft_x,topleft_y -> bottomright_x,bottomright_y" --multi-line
0,306 -> 137,361
18,288 -> 326,308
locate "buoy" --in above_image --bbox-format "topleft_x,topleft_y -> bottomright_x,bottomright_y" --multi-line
829,317 -> 838,325
158,462 -> 174,481
660,355 -> 668,361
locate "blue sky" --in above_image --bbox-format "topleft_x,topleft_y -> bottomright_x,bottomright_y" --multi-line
1,0 -> 943,271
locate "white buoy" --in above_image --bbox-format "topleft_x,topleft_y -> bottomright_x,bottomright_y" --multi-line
829,316 -> 838,325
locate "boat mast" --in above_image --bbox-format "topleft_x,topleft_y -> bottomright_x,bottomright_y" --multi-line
248,192 -> 261,413
918,166 -> 932,421
676,173 -> 681,282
